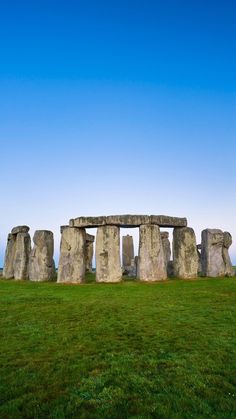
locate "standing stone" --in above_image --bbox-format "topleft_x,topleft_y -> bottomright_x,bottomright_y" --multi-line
29,230 -> 55,281
122,234 -> 134,272
137,225 -> 167,281
57,227 -> 86,283
201,229 -> 234,277
3,233 -> 17,279
14,232 -> 31,280
167,260 -> 174,277
85,233 -> 94,273
96,226 -> 122,283
223,232 -> 235,276
197,244 -> 202,274
161,232 -> 171,268
133,256 -> 139,277
173,227 -> 198,279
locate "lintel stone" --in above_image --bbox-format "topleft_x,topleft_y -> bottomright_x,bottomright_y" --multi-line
106,215 -> 150,227
11,225 -> 30,235
150,215 -> 187,228
70,214 -> 187,228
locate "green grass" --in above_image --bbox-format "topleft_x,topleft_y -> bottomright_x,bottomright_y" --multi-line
0,276 -> 235,418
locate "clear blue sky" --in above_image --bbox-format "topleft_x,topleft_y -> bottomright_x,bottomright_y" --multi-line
0,0 -> 235,266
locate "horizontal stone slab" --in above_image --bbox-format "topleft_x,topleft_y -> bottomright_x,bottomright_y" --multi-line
150,215 -> 187,228
69,216 -> 106,228
70,215 -> 187,228
106,215 -> 150,227
11,225 -> 30,235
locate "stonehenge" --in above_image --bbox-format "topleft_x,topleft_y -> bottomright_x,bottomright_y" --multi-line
2,215 -> 235,283
29,230 -> 55,281
201,229 -> 234,277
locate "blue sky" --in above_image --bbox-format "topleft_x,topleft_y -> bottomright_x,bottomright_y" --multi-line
0,0 -> 235,265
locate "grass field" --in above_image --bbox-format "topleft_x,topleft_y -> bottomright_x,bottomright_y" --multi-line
0,275 -> 235,418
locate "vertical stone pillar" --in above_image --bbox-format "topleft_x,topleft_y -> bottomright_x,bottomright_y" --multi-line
29,230 -> 56,281
222,232 -> 235,277
85,233 -> 95,273
201,229 -> 234,277
137,224 -> 167,281
96,225 -> 122,282
57,227 -> 86,283
160,232 -> 171,268
14,232 -> 31,280
134,256 -> 139,274
173,227 -> 198,279
3,233 -> 17,279
197,244 -> 202,274
3,226 -> 31,280
122,235 -> 134,268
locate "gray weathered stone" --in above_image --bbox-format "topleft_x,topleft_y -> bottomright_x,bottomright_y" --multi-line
167,260 -> 174,277
85,233 -> 94,273
11,225 -> 30,235
70,214 -> 188,228
137,225 -> 167,281
86,233 -> 95,242
172,227 -> 198,279
123,255 -> 139,277
60,225 -> 69,233
14,232 -> 31,280
161,232 -> 171,268
223,232 -> 235,276
29,230 -> 55,282
57,227 -> 86,283
3,233 -> 17,279
85,242 -> 94,273
96,226 -> 122,282
122,235 -> 134,269
123,258 -> 137,277
70,216 -> 106,228
197,245 -> 202,274
150,215 -> 187,228
106,215 -> 150,227
134,256 -> 139,276
201,229 -> 234,277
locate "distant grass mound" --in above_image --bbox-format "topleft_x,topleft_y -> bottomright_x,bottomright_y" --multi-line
0,276 -> 235,418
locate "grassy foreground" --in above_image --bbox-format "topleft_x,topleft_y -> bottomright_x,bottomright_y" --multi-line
0,276 -> 235,418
